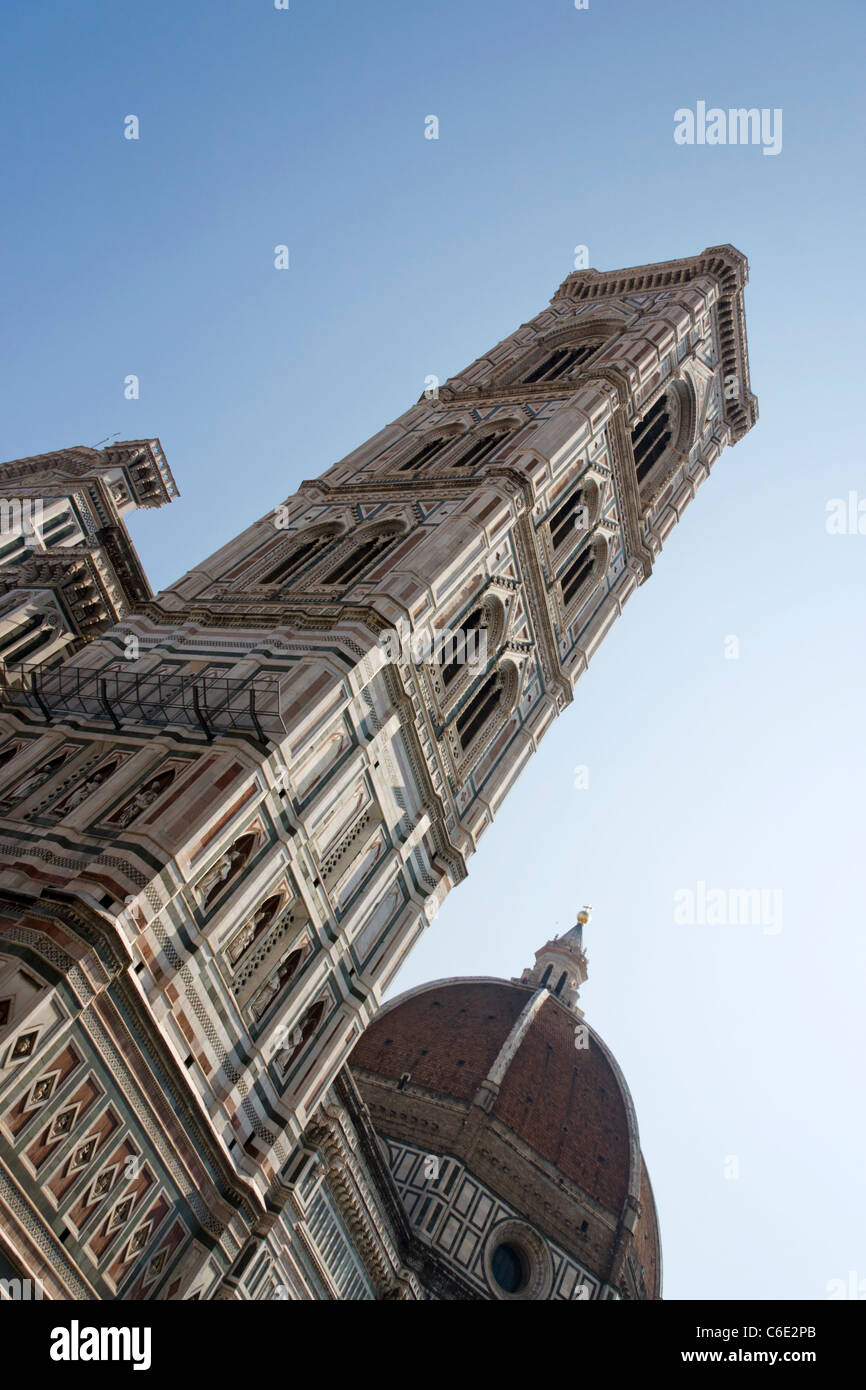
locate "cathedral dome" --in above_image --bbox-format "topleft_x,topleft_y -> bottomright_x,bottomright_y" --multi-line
350,974 -> 661,1300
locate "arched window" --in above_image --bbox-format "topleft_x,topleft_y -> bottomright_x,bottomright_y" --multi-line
260,534 -> 333,585
0,535 -> 27,563
43,523 -> 80,547
560,543 -> 595,607
0,614 -> 44,657
550,494 -> 581,553
441,606 -> 484,688
41,510 -> 73,541
523,341 -> 602,384
400,427 -> 516,473
540,964 -> 553,988
449,431 -> 511,469
0,741 -> 22,771
446,655 -> 517,764
6,623 -> 56,665
456,672 -> 501,751
398,435 -> 451,471
322,532 -> 397,588
554,971 -> 567,997
546,479 -> 601,562
631,394 -> 672,483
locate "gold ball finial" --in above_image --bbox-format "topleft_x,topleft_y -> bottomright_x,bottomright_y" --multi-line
576,905 -> 592,927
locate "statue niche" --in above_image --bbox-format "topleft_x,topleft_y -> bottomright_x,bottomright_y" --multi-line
106,768 -> 177,828
2,749 -> 73,804
226,894 -> 282,968
53,758 -> 122,814
274,998 -> 327,1075
250,945 -> 309,1023
196,831 -> 258,911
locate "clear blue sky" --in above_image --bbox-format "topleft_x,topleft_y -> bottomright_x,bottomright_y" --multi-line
2,0 -> 864,1300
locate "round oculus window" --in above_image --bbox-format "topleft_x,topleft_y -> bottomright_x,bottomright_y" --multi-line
483,1220 -> 553,1300
491,1241 -> 527,1294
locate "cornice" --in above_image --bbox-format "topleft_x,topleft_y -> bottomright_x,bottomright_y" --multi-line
553,246 -> 757,442
435,380 -> 580,408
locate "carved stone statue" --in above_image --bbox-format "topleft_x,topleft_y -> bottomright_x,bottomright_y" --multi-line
197,832 -> 256,907
61,761 -> 117,811
199,846 -> 243,904
111,770 -> 174,827
250,948 -> 304,1022
5,751 -> 69,803
227,897 -> 279,966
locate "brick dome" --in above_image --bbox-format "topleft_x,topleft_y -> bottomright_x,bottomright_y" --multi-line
350,976 -> 661,1299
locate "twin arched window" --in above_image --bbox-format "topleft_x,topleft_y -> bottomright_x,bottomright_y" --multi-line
630,380 -> 696,493
398,425 -> 518,473
450,659 -> 519,758
543,477 -> 605,613
257,524 -> 402,591
398,435 -> 449,471
538,964 -> 567,996
260,532 -> 336,585
505,328 -> 613,389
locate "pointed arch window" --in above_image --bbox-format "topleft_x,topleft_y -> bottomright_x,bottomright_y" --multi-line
44,522 -> 80,547
523,341 -> 601,384
456,671 -> 504,752
548,485 -> 593,554
456,672 -> 501,751
441,606 -> 485,688
321,532 -> 397,588
546,478 -> 601,564
4,623 -> 57,665
560,544 -> 595,608
0,614 -> 44,657
449,431 -> 510,469
398,436 -> 451,471
41,510 -> 73,540
631,395 -> 672,484
0,534 -> 27,563
260,533 -> 336,585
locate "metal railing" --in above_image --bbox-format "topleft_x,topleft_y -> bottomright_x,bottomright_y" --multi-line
0,664 -> 286,744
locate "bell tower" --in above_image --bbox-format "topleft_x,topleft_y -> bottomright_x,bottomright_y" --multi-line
0,247 -> 755,1298
519,906 -> 591,1014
